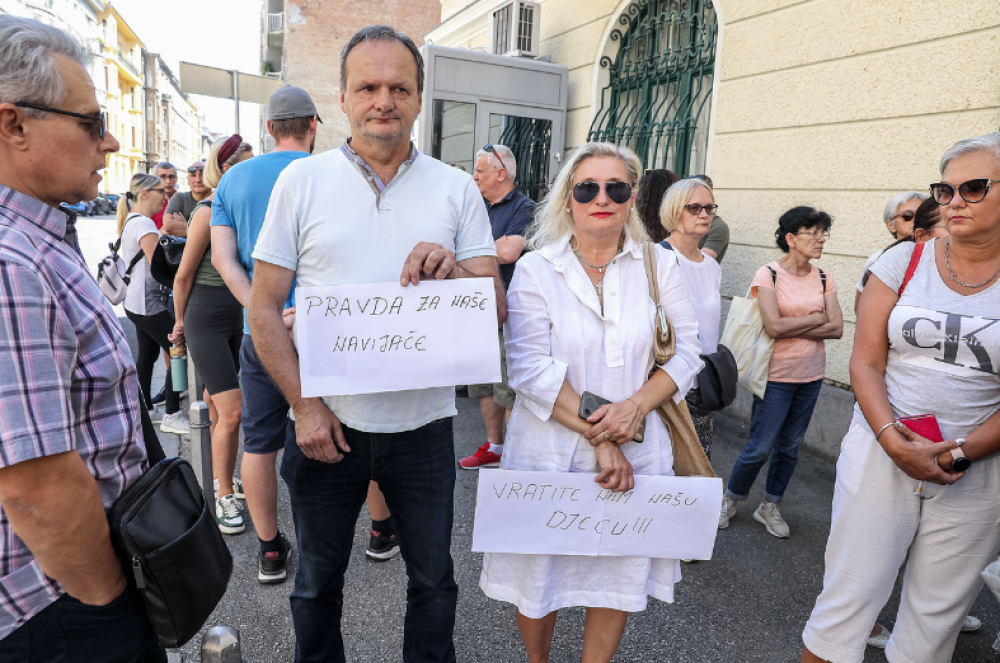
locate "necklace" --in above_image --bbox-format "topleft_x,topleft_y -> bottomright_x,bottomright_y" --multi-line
945,238 -> 1000,288
571,235 -> 626,298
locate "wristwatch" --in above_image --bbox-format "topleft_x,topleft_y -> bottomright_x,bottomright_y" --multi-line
951,443 -> 972,472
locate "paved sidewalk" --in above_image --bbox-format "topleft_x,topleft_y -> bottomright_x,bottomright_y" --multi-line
152,397 -> 1000,663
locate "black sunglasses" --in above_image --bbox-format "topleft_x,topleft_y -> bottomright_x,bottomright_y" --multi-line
893,210 -> 915,222
14,102 -> 106,139
188,166 -> 204,175
930,178 -> 1000,205
684,203 -> 718,215
483,144 -> 506,171
572,181 -> 633,205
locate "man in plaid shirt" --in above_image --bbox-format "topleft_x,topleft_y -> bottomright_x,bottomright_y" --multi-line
0,16 -> 165,662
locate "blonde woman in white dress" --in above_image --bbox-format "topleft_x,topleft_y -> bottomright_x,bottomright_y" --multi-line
479,142 -> 702,663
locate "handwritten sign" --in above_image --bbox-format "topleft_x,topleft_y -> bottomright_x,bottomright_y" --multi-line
472,469 -> 723,560
295,278 -> 501,397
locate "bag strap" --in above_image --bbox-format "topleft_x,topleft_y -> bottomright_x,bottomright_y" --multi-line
898,243 -> 924,296
643,242 -> 660,304
138,389 -> 166,464
124,250 -> 145,276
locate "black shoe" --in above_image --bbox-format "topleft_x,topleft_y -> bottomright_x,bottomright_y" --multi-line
365,530 -> 401,561
150,386 -> 165,405
258,534 -> 292,584
455,385 -> 469,398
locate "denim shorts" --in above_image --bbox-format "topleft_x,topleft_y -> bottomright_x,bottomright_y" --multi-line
240,335 -> 293,455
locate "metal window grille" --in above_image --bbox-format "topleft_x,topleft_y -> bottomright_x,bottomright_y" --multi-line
588,0 -> 717,176
495,116 -> 552,202
267,13 -> 284,32
517,4 -> 534,52
493,4 -> 512,55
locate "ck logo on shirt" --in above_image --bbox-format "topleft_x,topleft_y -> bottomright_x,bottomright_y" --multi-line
895,305 -> 1000,377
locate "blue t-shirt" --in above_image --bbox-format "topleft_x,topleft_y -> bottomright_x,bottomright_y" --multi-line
211,150 -> 309,333
486,187 -> 535,289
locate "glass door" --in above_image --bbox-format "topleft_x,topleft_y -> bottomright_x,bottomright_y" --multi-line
477,102 -> 563,202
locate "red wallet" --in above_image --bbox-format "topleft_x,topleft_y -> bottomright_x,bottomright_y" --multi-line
898,414 -> 944,442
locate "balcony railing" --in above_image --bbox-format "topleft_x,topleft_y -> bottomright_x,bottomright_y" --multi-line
116,49 -> 140,79
265,71 -> 282,80
267,13 -> 283,32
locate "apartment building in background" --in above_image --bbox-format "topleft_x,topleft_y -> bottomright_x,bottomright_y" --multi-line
259,0 -> 441,154
143,52 -> 202,171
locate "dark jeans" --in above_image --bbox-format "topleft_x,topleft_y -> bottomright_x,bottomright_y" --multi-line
0,585 -> 166,662
126,309 -> 179,414
281,417 -> 458,663
726,379 -> 823,504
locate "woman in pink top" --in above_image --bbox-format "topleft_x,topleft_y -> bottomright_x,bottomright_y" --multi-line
719,207 -> 843,538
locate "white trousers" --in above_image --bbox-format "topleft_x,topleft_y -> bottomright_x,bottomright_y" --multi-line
802,420 -> 1000,663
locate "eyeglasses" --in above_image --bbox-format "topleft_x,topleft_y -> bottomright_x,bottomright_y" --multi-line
684,203 -> 718,216
159,173 -> 178,181
892,210 -> 915,222
572,181 -> 633,205
187,166 -> 204,175
150,187 -> 165,194
930,179 -> 1000,205
796,229 -> 831,240
14,102 -> 106,139
483,144 -> 506,171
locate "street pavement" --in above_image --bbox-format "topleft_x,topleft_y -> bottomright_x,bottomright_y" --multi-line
79,214 -> 1000,662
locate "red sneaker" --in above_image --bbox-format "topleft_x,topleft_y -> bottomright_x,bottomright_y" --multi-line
459,442 -> 501,470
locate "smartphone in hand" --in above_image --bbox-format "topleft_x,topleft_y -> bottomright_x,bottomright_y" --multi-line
579,391 -> 612,420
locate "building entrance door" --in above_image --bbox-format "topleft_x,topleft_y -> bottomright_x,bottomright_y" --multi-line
418,45 -> 568,201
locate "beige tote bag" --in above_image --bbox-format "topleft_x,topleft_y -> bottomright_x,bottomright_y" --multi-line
719,285 -> 774,400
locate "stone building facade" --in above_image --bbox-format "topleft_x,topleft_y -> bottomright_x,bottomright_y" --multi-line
259,0 -> 442,154
426,0 -> 1000,456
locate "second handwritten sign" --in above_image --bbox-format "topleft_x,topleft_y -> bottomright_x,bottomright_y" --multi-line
295,278 -> 501,397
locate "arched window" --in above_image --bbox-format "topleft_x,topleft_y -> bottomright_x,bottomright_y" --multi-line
588,0 -> 717,176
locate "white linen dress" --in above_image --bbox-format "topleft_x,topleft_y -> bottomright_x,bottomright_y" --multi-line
479,233 -> 702,618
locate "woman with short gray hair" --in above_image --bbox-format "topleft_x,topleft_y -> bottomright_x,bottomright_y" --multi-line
480,142 -> 701,663
802,132 -> 1000,663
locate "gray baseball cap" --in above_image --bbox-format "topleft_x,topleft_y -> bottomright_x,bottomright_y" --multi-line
268,85 -> 322,123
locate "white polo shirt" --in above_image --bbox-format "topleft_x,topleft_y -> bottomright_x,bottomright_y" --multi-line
254,148 -> 497,433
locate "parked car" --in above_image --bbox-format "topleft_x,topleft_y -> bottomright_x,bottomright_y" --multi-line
94,193 -> 113,215
82,199 -> 97,216
106,193 -> 120,209
61,202 -> 87,215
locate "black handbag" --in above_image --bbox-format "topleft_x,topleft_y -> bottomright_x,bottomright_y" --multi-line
696,344 -> 738,411
108,405 -> 232,648
150,235 -> 186,289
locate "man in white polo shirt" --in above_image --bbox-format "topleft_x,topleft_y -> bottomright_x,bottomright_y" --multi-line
248,25 -> 504,663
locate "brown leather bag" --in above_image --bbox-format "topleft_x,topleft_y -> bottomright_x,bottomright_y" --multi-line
641,242 -> 716,478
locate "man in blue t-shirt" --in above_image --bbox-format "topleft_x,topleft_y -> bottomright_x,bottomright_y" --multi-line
210,86 -> 318,584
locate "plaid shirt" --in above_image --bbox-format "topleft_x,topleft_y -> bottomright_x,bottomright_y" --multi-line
0,184 -> 148,639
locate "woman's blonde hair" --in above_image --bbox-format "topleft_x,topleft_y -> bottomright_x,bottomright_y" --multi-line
204,136 -> 252,188
527,142 -> 650,250
659,178 -> 715,235
116,173 -> 162,234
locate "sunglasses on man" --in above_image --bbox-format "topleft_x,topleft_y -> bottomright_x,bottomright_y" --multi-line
188,166 -> 204,175
14,102 -> 106,139
483,144 -> 506,171
930,178 -> 1000,205
572,181 -> 633,205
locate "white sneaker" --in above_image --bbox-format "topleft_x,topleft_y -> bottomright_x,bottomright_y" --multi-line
719,496 -> 737,529
160,411 -> 190,435
867,624 -> 890,649
215,495 -> 245,534
214,477 -> 245,500
146,405 -> 163,423
754,501 -> 790,538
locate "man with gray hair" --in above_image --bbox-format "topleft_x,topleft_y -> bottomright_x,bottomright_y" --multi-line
151,160 -> 186,235
249,24 -> 503,662
0,15 -> 164,661
461,144 -> 535,470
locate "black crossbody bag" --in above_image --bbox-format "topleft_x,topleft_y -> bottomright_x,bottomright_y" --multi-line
107,401 -> 232,648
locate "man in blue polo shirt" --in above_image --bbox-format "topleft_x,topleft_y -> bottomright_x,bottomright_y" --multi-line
460,144 -> 535,470
210,86 -> 318,584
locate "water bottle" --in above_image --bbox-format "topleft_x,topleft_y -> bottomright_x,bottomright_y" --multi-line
170,344 -> 187,393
